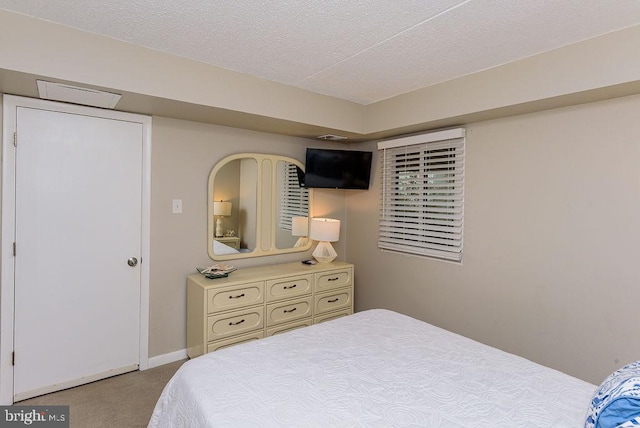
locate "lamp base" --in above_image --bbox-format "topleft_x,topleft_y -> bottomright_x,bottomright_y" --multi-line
312,241 -> 337,263
294,237 -> 309,248
215,217 -> 223,238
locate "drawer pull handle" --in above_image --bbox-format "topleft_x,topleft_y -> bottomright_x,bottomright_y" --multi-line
327,277 -> 340,282
283,284 -> 297,289
283,307 -> 297,314
229,319 -> 245,326
229,293 -> 245,299
328,298 -> 339,303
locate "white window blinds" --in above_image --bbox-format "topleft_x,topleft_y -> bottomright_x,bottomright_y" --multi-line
278,162 -> 309,231
378,128 -> 465,262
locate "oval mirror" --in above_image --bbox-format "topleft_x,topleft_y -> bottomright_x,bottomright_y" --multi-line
208,153 -> 312,260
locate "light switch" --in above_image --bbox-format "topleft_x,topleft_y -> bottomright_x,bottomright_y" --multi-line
172,199 -> 182,214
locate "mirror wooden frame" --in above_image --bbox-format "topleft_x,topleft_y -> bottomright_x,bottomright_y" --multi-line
208,153 -> 313,260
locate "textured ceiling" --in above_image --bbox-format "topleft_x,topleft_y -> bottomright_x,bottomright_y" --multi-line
1,1 -> 639,105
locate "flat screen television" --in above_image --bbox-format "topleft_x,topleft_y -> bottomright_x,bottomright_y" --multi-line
302,148 -> 372,190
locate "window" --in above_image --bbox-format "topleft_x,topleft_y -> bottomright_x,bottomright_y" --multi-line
278,161 -> 309,231
378,128 -> 465,262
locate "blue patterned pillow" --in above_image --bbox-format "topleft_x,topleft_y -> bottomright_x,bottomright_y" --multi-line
616,416 -> 640,427
586,361 -> 640,428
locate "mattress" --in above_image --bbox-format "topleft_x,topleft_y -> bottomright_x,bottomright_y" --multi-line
149,309 -> 595,427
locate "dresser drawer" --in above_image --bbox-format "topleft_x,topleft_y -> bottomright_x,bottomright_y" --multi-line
187,262 -> 354,357
314,288 -> 352,315
207,330 -> 265,353
207,282 -> 264,314
266,319 -> 313,337
266,274 -> 312,302
266,296 -> 313,327
314,268 -> 352,293
207,306 -> 264,341
314,308 -> 352,324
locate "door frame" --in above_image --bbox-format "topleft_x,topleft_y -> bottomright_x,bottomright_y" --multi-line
0,95 -> 152,404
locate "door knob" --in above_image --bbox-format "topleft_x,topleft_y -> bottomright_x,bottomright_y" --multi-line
127,257 -> 138,267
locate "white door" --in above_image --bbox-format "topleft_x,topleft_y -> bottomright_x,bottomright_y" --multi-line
13,105 -> 143,401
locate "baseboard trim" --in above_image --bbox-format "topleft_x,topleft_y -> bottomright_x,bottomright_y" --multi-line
14,364 -> 138,402
147,349 -> 187,369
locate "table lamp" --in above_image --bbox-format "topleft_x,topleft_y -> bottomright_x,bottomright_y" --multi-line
292,216 -> 309,247
309,217 -> 340,263
213,201 -> 232,238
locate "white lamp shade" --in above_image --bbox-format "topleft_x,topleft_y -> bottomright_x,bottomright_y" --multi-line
309,218 -> 340,242
291,216 -> 309,237
213,201 -> 232,216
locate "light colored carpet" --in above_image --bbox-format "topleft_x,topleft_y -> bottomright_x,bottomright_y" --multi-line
17,359 -> 186,428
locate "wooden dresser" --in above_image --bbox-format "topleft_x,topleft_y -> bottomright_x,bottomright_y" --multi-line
187,261 -> 354,358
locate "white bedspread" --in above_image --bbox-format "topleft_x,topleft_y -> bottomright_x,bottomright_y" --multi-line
149,309 -> 595,427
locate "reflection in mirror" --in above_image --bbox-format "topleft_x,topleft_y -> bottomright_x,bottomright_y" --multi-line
211,158 -> 257,256
291,216 -> 310,248
275,160 -> 310,250
208,154 -> 312,261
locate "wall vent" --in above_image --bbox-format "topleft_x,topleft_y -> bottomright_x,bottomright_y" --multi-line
317,134 -> 348,141
37,80 -> 122,109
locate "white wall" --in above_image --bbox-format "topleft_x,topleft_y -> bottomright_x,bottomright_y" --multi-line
149,116 -> 348,356
2,9 -> 639,140
366,24 -> 640,135
0,9 -> 366,136
348,94 -> 640,384
2,8 -> 639,382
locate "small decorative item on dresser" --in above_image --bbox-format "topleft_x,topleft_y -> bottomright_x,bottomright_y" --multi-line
196,264 -> 237,279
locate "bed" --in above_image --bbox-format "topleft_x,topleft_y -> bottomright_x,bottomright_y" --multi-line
149,309 -> 638,427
